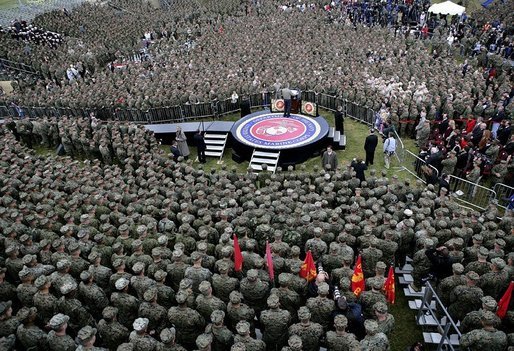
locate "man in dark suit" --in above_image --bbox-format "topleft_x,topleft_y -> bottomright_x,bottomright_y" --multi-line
334,105 -> 344,134
193,129 -> 206,163
364,128 -> 378,166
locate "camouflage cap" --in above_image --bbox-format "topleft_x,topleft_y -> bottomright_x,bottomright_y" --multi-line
22,254 -> 36,265
288,335 -> 303,348
466,271 -> 480,281
132,262 -> 145,274
297,306 -> 311,320
190,251 -> 202,262
452,263 -> 464,274
102,306 -> 118,320
115,277 -> 129,290
334,314 -> 348,328
481,296 -> 498,311
16,306 -> 37,322
56,259 -> 71,270
154,270 -> 167,281
158,235 -> 168,244
133,317 -> 149,331
48,313 -> 69,329
267,294 -> 280,308
236,321 -> 250,335
364,319 -> 379,333
143,287 -> 158,302
481,310 -> 498,325
229,291 -> 242,303
112,258 -> 125,268
199,281 -> 211,294
131,239 -> 143,248
34,275 -> 49,289
179,278 -> 193,290
210,310 -> 225,324
374,301 -> 388,314
160,327 -> 176,343
60,280 -> 77,295
77,326 -> 97,343
318,282 -> 330,295
18,268 -> 32,279
88,251 -> 100,262
247,269 -> 258,280
376,261 -> 387,270
79,270 -> 91,281
472,234 -> 483,242
175,290 -> 188,304
494,238 -> 506,248
231,342 -> 246,351
491,257 -> 506,269
196,333 -> 213,349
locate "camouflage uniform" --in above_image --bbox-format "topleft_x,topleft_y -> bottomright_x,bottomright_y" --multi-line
168,291 -> 205,350
260,295 -> 291,351
460,311 -> 508,351
97,307 -> 130,350
305,283 -> 335,330
288,307 -> 323,351
326,315 -> 360,351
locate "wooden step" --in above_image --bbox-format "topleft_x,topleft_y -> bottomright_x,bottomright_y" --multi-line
251,164 -> 276,172
339,134 -> 346,146
206,145 -> 224,151
395,264 -> 413,274
328,127 -> 335,138
252,157 -> 280,164
423,332 -> 460,345
204,133 -> 227,139
205,151 -> 223,157
205,139 -> 226,145
417,314 -> 438,326
404,286 -> 425,297
253,150 -> 280,157
409,299 -> 436,310
333,130 -> 340,142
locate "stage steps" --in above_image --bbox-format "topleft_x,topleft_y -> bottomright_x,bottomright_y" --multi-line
249,150 -> 280,174
327,127 -> 346,150
204,132 -> 228,164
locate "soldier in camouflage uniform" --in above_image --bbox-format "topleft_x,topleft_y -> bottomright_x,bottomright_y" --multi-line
305,227 -> 328,261
373,302 -> 395,337
111,277 -> 139,329
465,247 -> 492,276
226,291 -> 256,333
168,290 -> 205,350
212,260 -> 238,303
78,270 -> 109,316
460,311 -> 508,351
325,314 -> 360,351
365,261 -> 387,291
209,310 -> 234,351
76,325 -> 106,351
97,306 -> 130,350
360,319 -> 390,351
288,306 -> 323,351
139,287 -> 168,334
56,280 -> 95,334
260,294 -> 291,351
158,327 -> 187,351
46,313 -> 76,351
281,334 -> 303,351
234,321 -> 266,351
271,273 -> 301,322
195,281 -> 226,321
359,279 -> 387,319
478,257 -> 509,300
16,269 -> 37,307
460,296 -> 501,333
240,269 -> 269,317
306,282 -> 335,331
15,306 -> 48,350
436,263 -> 466,306
130,317 -> 159,351
0,301 -> 19,338
448,271 -> 484,322
184,252 -> 212,294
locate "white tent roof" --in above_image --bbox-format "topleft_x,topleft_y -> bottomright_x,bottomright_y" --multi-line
428,1 -> 466,15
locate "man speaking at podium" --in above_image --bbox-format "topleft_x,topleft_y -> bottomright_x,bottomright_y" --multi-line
281,85 -> 292,117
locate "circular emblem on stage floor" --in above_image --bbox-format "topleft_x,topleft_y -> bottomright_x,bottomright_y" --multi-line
234,113 -> 322,149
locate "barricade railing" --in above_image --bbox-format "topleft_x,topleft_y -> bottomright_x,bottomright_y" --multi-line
181,101 -> 215,121
216,98 -> 240,116
0,58 -> 40,76
492,183 -> 514,212
402,150 -> 439,184
147,106 -> 182,124
449,174 -> 496,210
417,281 -> 463,351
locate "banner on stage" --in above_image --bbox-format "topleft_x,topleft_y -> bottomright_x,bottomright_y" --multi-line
302,101 -> 317,117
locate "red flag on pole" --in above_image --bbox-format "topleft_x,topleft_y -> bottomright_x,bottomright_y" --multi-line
351,255 -> 365,297
233,235 -> 243,272
265,241 -> 274,281
383,265 -> 396,304
299,250 -> 317,282
497,281 -> 514,319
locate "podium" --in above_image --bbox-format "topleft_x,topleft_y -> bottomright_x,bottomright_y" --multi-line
291,90 -> 301,114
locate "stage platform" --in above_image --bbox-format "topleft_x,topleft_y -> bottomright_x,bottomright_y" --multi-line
230,111 -> 330,166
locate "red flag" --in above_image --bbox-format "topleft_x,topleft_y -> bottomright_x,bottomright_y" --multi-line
265,241 -> 274,281
497,281 -> 514,319
351,255 -> 365,297
299,250 -> 317,282
233,235 -> 243,272
383,266 -> 395,304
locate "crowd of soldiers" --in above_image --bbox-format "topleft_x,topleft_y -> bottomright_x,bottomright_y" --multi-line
0,0 -> 511,125
0,115 -> 513,351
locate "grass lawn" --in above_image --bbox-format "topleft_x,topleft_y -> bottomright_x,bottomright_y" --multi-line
0,0 -> 20,9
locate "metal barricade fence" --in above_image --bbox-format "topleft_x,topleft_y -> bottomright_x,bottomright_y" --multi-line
346,101 -> 358,120
492,183 -> 514,211
449,175 -> 496,210
318,93 -> 338,111
402,150 -> 439,184
216,98 -> 239,116
181,102 -> 214,120
302,91 -> 316,104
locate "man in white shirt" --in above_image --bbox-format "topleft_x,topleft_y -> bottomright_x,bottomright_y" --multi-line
383,133 -> 397,169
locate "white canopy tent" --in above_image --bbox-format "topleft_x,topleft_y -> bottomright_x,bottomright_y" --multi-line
428,1 -> 466,15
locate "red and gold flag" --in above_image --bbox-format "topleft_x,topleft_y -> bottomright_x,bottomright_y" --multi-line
351,255 -> 365,297
233,235 -> 243,272
497,281 -> 514,319
299,250 -> 317,282
383,265 -> 395,304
